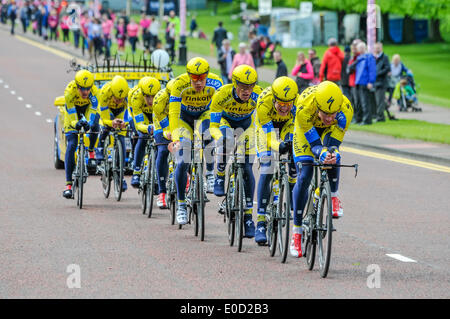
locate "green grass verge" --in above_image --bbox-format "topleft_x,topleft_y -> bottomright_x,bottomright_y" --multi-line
349,119 -> 450,144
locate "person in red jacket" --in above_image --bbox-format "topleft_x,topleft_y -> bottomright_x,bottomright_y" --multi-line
319,38 -> 344,84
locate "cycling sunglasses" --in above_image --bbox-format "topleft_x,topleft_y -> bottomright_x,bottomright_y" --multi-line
189,73 -> 208,82
236,81 -> 256,91
275,98 -> 294,108
77,85 -> 92,92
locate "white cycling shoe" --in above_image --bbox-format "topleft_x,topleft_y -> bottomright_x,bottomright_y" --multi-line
177,205 -> 188,225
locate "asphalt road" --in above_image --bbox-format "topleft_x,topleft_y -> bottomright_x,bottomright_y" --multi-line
0,30 -> 449,299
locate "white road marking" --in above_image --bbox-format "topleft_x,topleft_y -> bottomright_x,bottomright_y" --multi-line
10,90 -> 16,95
35,111 -> 42,116
386,254 -> 417,263
0,79 -> 3,83
46,118 -> 53,123
4,84 -> 8,88
18,96 -> 23,101
25,104 -> 32,109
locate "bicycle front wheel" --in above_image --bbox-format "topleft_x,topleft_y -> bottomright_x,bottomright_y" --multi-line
101,136 -> 111,198
317,181 -> 333,278
146,146 -> 156,218
225,167 -> 235,246
235,167 -> 245,252
76,145 -> 85,209
113,139 -> 124,202
267,190 -> 277,257
278,174 -> 290,263
196,163 -> 205,241
303,180 -> 317,271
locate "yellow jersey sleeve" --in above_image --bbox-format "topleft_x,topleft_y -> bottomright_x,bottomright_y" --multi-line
153,89 -> 171,136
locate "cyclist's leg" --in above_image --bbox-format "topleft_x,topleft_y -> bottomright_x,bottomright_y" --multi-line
196,111 -> 215,175
214,118 -> 233,196
64,133 -> 78,186
174,117 -> 194,202
292,124 -> 315,253
96,126 -> 110,160
131,131 -> 147,187
154,130 -> 170,194
87,113 -> 100,152
118,134 -> 128,190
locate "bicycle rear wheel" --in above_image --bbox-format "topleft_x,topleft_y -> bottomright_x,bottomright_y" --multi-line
278,174 -> 290,263
317,181 -> 333,278
235,167 -> 245,252
146,146 -> 156,218
113,139 -> 124,202
101,136 -> 111,198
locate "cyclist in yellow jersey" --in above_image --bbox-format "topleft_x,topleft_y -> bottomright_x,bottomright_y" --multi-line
62,69 -> 100,199
128,77 -> 161,194
254,76 -> 299,244
210,64 -> 261,238
95,75 -> 129,192
150,78 -> 176,208
290,81 -> 353,258
169,57 -> 223,225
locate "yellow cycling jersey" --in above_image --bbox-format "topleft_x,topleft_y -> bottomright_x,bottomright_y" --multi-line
129,86 -> 156,134
153,87 -> 171,138
255,86 -> 298,152
98,81 -> 128,128
63,80 -> 99,132
209,83 -> 262,140
295,85 -> 353,145
169,72 -> 223,141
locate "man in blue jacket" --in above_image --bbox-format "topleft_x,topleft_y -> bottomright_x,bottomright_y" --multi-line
349,42 -> 376,125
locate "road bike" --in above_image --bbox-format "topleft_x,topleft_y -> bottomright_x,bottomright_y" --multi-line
301,147 -> 358,278
266,141 -> 293,263
218,136 -> 248,252
71,126 -> 90,209
99,127 -> 128,201
166,152 -> 177,225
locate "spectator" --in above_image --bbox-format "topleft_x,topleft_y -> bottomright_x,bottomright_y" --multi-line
388,54 -> 410,105
48,8 -> 59,41
127,18 -> 139,54
165,22 -> 176,62
68,5 -> 81,49
248,30 -> 260,67
189,14 -> 197,37
31,4 -> 40,35
60,14 -> 70,44
373,42 -> 390,122
341,45 -> 352,104
116,17 -> 126,53
308,49 -> 321,85
140,13 -> 151,52
102,13 -> 113,58
238,16 -> 250,42
91,18 -> 103,57
319,37 -> 344,84
274,50 -> 287,79
40,4 -> 49,41
258,36 -> 270,66
217,39 -> 235,85
229,42 -> 255,80
149,15 -> 159,50
1,2 -> 8,24
347,41 -> 361,123
291,51 -> 314,94
349,42 -> 376,125
7,1 -> 17,35
168,9 -> 180,34
211,21 -> 227,56
19,2 -> 29,33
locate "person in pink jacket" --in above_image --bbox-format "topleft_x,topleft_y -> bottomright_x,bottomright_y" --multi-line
127,18 -> 139,54
228,42 -> 255,80
291,51 -> 314,94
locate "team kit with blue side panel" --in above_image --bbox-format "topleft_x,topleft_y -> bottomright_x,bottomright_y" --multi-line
54,56 -> 353,258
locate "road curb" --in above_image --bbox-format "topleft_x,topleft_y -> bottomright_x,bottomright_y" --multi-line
344,139 -> 450,166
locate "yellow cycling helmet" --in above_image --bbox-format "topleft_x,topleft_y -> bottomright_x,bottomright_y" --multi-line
139,76 -> 161,96
186,57 -> 209,75
75,69 -> 94,88
271,76 -> 298,102
110,75 -> 129,99
315,81 -> 343,114
232,64 -> 257,87
165,78 -> 176,95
